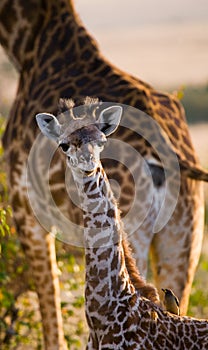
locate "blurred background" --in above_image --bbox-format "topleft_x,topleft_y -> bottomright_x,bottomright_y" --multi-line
77,0 -> 208,88
1,0 -> 208,158
0,0 -> 208,348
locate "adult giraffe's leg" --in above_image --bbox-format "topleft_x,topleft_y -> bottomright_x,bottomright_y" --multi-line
128,226 -> 153,278
150,178 -> 204,315
10,178 -> 67,349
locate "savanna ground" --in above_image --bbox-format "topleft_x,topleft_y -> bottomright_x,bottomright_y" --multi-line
0,48 -> 208,349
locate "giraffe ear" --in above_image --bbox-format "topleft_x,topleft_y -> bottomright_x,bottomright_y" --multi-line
97,105 -> 122,136
36,113 -> 61,141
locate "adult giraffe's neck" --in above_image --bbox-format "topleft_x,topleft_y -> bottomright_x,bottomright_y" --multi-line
71,164 -> 135,300
0,0 -> 96,72
0,0 -> 43,70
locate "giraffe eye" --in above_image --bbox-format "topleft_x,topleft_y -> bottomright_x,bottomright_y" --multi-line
59,143 -> 69,152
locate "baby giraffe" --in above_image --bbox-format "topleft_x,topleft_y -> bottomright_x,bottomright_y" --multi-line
36,98 -> 208,349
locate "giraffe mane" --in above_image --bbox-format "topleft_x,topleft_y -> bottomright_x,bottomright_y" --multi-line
106,187 -> 161,305
122,235 -> 161,305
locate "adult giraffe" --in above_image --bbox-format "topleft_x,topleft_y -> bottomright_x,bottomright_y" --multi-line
0,0 -> 207,349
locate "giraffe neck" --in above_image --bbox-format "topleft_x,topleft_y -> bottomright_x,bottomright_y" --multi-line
0,0 -> 86,71
71,164 -> 135,303
78,165 -> 121,247
0,0 -> 42,70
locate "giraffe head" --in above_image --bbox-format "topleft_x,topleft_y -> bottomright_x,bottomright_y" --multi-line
36,98 -> 122,176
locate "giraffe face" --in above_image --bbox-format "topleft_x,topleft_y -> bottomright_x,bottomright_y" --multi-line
36,101 -> 123,176
59,124 -> 107,175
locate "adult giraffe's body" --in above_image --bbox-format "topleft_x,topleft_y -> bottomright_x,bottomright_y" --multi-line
0,0 -> 208,348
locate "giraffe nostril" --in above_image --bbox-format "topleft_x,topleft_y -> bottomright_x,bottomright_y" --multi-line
79,154 -> 93,162
87,154 -> 93,162
79,155 -> 85,163
70,157 -> 78,167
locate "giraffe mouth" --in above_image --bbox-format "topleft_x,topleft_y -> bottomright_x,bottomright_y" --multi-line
82,170 -> 95,176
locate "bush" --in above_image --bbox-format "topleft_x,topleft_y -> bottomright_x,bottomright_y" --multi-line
174,84 -> 208,124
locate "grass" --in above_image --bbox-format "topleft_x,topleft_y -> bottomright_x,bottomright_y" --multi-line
188,230 -> 208,317
172,83 -> 208,124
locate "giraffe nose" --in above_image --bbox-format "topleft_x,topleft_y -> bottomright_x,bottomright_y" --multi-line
79,154 -> 93,163
69,157 -> 78,167
79,155 -> 85,163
